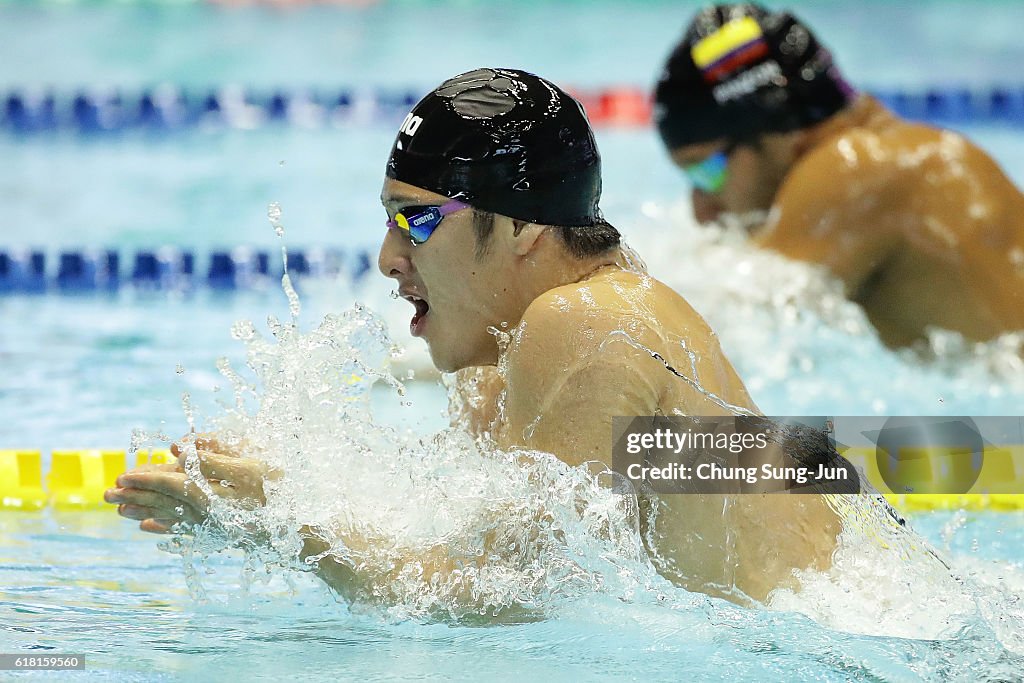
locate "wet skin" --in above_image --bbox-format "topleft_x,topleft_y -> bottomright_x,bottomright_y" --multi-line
107,178 -> 841,607
380,179 -> 840,604
672,95 -> 1024,348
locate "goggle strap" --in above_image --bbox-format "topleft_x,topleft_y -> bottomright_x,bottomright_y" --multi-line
438,199 -> 470,216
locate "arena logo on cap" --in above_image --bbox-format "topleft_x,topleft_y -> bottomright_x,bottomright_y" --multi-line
691,16 -> 770,85
711,60 -> 783,104
399,112 -> 423,137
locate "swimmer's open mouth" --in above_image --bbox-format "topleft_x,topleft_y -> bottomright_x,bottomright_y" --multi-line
403,293 -> 430,336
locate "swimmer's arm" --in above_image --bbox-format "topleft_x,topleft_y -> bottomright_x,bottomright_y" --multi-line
299,523 -> 519,613
512,360 -> 660,468
296,528 -> 377,602
754,136 -> 902,295
501,305 -> 667,467
296,527 -> 420,605
503,294 -> 760,466
112,438 -> 523,611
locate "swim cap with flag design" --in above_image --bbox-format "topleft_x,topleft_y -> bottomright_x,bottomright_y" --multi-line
385,68 -> 608,228
654,3 -> 855,150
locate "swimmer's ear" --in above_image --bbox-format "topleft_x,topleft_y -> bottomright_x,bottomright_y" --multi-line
508,218 -> 547,256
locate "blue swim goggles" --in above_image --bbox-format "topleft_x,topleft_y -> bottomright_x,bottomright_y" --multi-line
683,151 -> 730,194
682,140 -> 743,194
386,199 -> 470,245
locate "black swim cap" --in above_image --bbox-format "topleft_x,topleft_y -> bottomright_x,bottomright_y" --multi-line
385,68 -> 605,228
654,3 -> 855,149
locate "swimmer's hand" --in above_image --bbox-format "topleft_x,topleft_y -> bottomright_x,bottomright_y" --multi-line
105,436 -> 369,601
105,433 -> 272,534
105,435 -> 510,610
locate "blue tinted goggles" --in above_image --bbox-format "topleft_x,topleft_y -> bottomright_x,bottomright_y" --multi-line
683,151 -> 729,194
386,199 -> 470,245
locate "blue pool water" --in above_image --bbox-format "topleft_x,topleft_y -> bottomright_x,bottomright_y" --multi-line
2,509 -> 1023,681
3,1 -> 1024,680
3,124 -> 1023,452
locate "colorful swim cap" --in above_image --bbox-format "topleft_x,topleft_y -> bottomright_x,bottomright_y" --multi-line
385,68 -> 605,228
654,3 -> 855,149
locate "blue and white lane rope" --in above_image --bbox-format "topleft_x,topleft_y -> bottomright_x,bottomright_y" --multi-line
2,85 -> 1024,135
0,247 -> 374,293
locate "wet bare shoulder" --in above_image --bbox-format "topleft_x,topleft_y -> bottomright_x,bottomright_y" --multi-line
814,119 -> 992,192
797,126 -> 911,192
517,268 -> 667,353
759,128 -> 909,287
500,269 -> 672,462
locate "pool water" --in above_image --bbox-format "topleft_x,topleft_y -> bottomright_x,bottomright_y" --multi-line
3,125 -> 1024,456
3,1 -> 1024,680
2,510 -> 1023,681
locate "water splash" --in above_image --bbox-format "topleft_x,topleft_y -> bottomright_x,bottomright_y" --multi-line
267,202 -> 284,237
267,202 -> 301,322
134,291 -> 1018,652
129,206 -> 1024,662
141,300 -> 658,622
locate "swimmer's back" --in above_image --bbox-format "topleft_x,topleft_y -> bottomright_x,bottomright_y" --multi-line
761,95 -> 1024,345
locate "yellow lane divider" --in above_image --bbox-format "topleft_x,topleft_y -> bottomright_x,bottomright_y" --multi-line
0,450 -> 47,510
2,447 -> 1024,512
843,446 -> 1024,512
1,449 -> 173,510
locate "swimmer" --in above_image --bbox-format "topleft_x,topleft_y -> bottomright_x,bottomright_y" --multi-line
655,3 -> 1024,347
107,68 -> 841,607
